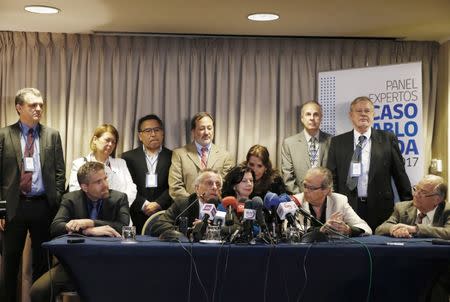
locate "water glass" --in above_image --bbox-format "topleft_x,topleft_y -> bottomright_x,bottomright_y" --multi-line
122,226 -> 136,242
205,225 -> 221,241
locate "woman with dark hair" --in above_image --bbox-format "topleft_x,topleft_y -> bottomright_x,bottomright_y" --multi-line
68,124 -> 137,207
242,144 -> 288,198
222,166 -> 255,200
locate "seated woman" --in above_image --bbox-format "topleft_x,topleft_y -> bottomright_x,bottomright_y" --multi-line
242,145 -> 288,198
222,166 -> 255,201
68,124 -> 137,207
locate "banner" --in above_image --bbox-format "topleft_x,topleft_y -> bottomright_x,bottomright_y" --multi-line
318,62 -> 423,189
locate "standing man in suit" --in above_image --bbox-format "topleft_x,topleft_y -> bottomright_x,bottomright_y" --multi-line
281,101 -> 331,194
327,96 -> 412,231
30,161 -> 130,302
168,112 -> 234,202
122,114 -> 173,234
0,88 -> 65,302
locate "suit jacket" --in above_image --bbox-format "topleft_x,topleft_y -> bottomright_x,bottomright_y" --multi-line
326,128 -> 412,230
150,193 -> 199,237
375,201 -> 450,239
293,192 -> 372,235
51,189 -> 130,237
168,142 -> 234,202
0,122 -> 65,221
121,146 -> 173,232
281,130 -> 331,194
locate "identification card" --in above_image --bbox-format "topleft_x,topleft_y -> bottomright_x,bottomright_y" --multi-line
24,157 -> 35,172
351,162 -> 362,177
146,173 -> 158,188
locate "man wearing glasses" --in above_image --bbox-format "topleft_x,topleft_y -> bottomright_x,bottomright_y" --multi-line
150,169 -> 222,237
375,174 -> 449,239
327,96 -> 412,231
122,114 -> 173,233
293,167 -> 372,237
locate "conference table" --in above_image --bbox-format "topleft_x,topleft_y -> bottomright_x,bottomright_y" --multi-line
44,235 -> 450,302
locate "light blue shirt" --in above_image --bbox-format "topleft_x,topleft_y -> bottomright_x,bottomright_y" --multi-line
194,141 -> 211,160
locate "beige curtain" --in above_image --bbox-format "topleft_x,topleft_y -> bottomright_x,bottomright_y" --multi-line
0,32 -> 439,180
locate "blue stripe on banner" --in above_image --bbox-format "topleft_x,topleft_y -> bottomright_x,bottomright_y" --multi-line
318,76 -> 336,135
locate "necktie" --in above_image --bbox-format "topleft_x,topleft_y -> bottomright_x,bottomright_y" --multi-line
200,147 -> 208,169
20,129 -> 35,194
346,135 -> 367,191
90,201 -> 99,220
309,137 -> 318,167
417,212 -> 426,224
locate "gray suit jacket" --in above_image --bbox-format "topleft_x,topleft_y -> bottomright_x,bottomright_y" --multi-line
281,130 -> 331,194
0,122 -> 65,220
375,200 -> 450,239
168,142 -> 234,202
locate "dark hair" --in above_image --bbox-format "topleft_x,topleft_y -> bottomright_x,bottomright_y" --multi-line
190,112 -> 214,130
242,145 -> 281,196
89,124 -> 119,157
137,114 -> 164,132
15,88 -> 43,115
77,161 -> 105,185
222,166 -> 255,198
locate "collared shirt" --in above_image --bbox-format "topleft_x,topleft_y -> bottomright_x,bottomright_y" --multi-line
87,199 -> 103,220
417,207 -> 437,226
353,128 -> 372,198
195,141 -> 211,161
198,199 -> 205,219
19,122 -> 45,195
143,145 -> 162,174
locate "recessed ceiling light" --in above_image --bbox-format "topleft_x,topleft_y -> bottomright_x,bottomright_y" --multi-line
24,5 -> 60,14
247,13 -> 279,22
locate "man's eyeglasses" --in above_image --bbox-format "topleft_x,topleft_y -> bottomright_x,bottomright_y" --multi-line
204,180 -> 222,190
139,127 -> 162,134
302,182 -> 323,191
412,185 -> 439,198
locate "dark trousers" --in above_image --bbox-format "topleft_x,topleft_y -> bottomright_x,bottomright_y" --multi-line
30,262 -> 76,302
0,197 -> 52,302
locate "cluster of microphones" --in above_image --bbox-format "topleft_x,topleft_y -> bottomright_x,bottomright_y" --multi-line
181,192 -> 325,244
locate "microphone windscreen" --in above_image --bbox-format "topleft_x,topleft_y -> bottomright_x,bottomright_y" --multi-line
251,196 -> 263,210
244,199 -> 253,209
207,198 -> 220,207
222,196 -> 238,209
264,192 -> 281,209
278,193 -> 292,203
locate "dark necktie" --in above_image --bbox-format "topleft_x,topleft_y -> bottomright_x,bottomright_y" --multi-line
20,129 -> 35,194
417,212 -> 426,224
309,137 -> 318,167
200,147 -> 208,169
346,135 -> 367,191
90,201 -> 99,220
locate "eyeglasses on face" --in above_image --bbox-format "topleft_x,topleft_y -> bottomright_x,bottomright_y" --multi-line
412,185 -> 438,198
139,127 -> 162,134
302,182 -> 323,191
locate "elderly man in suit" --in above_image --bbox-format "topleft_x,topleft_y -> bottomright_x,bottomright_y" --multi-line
168,112 -> 234,202
326,96 -> 412,231
122,114 -> 173,233
293,167 -> 372,237
30,161 -> 130,302
0,88 -> 65,302
281,101 -> 331,194
375,174 -> 449,238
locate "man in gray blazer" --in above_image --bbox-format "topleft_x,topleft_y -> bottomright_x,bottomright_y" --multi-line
0,88 -> 65,302
281,101 -> 331,194
375,174 -> 449,239
169,112 -> 234,202
30,161 -> 130,302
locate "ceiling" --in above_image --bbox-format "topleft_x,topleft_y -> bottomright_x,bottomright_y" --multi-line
0,0 -> 449,43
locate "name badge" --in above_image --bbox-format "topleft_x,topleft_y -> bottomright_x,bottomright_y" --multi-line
351,162 -> 361,177
146,173 -> 158,188
24,157 -> 35,172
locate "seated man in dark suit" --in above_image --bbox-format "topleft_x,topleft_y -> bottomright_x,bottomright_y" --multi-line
30,161 -> 130,302
150,168 -> 222,237
375,174 -> 449,239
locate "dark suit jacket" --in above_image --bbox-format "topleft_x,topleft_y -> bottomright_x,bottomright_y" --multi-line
326,128 -> 412,230
150,193 -> 199,237
0,122 -> 65,221
51,189 -> 130,237
375,201 -> 450,239
121,146 -> 173,232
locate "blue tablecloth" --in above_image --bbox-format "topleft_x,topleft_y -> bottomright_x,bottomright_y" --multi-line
43,235 -> 450,302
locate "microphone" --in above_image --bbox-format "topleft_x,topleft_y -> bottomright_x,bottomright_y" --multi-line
263,192 -> 282,238
193,203 -> 217,242
213,211 -> 226,227
251,196 -> 268,232
242,200 -> 256,242
236,199 -> 245,219
222,196 -> 238,226
276,201 -> 302,230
